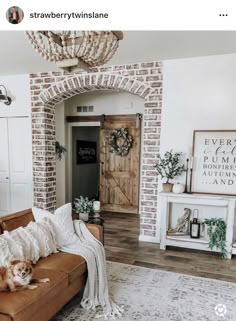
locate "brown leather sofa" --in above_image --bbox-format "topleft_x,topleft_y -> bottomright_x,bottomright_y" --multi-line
0,209 -> 103,321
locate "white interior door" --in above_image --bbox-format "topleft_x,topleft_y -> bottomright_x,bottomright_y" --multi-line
0,118 -> 11,214
8,118 -> 33,212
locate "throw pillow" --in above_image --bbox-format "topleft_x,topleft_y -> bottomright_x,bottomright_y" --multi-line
0,219 -> 57,266
32,207 -> 54,221
32,203 -> 79,248
27,219 -> 58,258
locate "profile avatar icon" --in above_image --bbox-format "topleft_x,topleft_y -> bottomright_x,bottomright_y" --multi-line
6,6 -> 24,24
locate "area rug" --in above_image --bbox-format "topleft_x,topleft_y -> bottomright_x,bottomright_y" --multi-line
51,261 -> 236,321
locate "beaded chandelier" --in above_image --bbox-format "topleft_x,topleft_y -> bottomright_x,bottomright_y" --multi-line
25,31 -> 123,72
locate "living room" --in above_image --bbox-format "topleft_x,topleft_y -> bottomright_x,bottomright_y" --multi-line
0,29 -> 236,321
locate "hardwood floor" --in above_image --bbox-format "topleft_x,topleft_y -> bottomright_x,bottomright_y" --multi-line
102,212 -> 236,283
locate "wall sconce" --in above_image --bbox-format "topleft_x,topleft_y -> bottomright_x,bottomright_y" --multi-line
0,85 -> 12,106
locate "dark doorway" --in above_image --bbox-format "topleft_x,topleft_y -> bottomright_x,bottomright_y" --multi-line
72,126 -> 100,200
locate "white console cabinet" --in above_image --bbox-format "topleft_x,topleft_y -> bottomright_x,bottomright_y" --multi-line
159,193 -> 236,259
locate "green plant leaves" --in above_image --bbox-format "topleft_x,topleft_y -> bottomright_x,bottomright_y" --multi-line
73,196 -> 94,213
204,218 -> 227,259
154,150 -> 185,183
106,128 -> 133,157
55,141 -> 67,160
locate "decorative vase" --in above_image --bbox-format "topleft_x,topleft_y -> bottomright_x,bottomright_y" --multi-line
173,183 -> 185,194
162,183 -> 173,193
79,212 -> 89,221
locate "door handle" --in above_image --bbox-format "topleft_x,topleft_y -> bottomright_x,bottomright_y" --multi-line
5,177 -> 9,179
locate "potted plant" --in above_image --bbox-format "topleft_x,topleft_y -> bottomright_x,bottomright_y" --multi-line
203,218 -> 227,259
154,150 -> 185,192
55,141 -> 67,160
73,196 -> 94,221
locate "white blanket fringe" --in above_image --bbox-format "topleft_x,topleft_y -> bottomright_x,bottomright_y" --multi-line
59,220 -> 124,319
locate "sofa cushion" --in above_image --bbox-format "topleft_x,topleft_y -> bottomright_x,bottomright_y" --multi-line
36,252 -> 87,283
0,267 -> 68,321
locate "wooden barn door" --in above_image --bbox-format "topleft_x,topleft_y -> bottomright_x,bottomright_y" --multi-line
100,115 -> 141,214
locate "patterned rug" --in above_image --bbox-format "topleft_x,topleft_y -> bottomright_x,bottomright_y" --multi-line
52,261 -> 236,321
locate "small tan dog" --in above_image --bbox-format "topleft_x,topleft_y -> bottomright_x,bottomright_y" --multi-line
0,259 -> 50,292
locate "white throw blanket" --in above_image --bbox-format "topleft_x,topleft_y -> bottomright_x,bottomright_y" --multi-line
60,219 -> 123,320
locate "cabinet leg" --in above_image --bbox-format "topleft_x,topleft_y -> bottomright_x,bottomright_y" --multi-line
160,244 -> 166,250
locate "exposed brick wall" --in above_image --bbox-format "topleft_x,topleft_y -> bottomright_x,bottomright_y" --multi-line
30,61 -> 162,240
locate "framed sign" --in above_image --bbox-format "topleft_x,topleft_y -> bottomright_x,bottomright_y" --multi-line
192,130 -> 236,196
76,140 -> 97,164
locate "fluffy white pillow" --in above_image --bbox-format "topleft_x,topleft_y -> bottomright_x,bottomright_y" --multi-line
32,207 -> 54,221
32,203 -> 78,248
0,219 -> 57,266
27,219 -> 58,258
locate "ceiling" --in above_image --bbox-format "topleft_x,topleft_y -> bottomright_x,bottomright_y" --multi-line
1,31 -> 236,75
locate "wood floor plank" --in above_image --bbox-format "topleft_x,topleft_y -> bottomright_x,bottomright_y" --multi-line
102,211 -> 236,282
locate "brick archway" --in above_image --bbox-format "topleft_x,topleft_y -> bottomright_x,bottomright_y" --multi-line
40,73 -> 151,106
31,62 -> 162,241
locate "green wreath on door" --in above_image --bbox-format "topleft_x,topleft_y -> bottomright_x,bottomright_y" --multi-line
106,128 -> 133,156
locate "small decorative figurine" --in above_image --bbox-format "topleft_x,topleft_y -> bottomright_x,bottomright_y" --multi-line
167,208 -> 191,236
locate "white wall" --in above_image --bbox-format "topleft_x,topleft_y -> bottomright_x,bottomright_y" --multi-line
157,53 -> 236,241
161,53 -> 236,158
65,90 -> 144,116
0,74 -> 31,117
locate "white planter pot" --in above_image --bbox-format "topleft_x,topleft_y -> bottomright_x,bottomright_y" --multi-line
79,212 -> 89,221
173,183 -> 185,194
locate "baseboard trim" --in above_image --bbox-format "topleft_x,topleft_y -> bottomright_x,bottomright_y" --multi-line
139,235 -> 160,243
